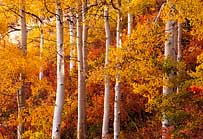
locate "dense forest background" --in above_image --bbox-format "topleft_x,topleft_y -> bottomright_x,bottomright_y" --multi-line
0,0 -> 203,138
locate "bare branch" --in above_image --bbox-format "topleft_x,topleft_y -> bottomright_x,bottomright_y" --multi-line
23,10 -> 43,23
43,0 -> 56,16
110,0 -> 119,11
154,2 -> 166,23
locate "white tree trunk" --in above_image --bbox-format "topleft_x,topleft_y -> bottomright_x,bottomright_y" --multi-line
162,20 -> 176,139
176,22 -> 182,94
20,3 -> 27,54
127,0 -> 132,36
77,12 -> 86,139
39,21 -> 44,80
102,7 -> 111,139
81,3 -> 88,138
52,1 -> 65,138
82,4 -> 88,76
163,20 -> 176,95
127,12 -> 132,35
114,6 -> 122,139
17,1 -> 27,138
177,23 -> 182,62
69,8 -> 75,74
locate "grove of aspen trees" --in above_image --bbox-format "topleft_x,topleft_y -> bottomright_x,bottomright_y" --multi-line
0,0 -> 203,138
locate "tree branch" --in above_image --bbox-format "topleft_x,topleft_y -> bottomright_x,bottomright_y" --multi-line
154,2 -> 166,23
110,0 -> 119,11
43,0 -> 57,17
23,10 -> 43,24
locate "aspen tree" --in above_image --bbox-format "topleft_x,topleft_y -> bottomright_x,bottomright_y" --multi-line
69,8 -> 75,74
39,21 -> 44,80
102,6 -> 111,139
82,2 -> 88,77
114,0 -> 122,138
162,1 -> 176,138
76,0 -> 88,137
176,22 -> 182,94
17,0 -> 27,138
67,8 -> 75,99
52,0 -> 65,138
177,23 -> 182,62
127,0 -> 132,35
162,20 -> 176,120
76,11 -> 86,139
81,3 -> 88,138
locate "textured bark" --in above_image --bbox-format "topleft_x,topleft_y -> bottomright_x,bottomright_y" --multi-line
19,2 -> 27,54
69,8 -> 75,74
163,21 -> 176,95
114,4 -> 122,139
17,1 -> 27,138
82,4 -> 88,77
102,7 -> 111,139
77,3 -> 88,139
77,12 -> 86,139
52,1 -> 65,138
162,20 -> 176,139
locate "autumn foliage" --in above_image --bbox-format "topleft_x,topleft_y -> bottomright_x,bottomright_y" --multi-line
0,0 -> 203,138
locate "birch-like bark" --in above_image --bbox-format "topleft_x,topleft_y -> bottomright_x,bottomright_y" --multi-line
102,6 -> 111,139
17,1 -> 27,138
82,3 -> 88,76
52,0 -> 65,138
69,8 -> 75,74
39,21 -> 44,80
114,3 -> 122,139
77,12 -> 86,139
176,23 -> 182,94
162,20 -> 176,139
127,12 -> 132,35
80,3 -> 88,138
163,20 -> 175,93
127,0 -> 132,36
19,2 -> 27,54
